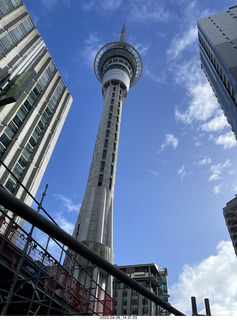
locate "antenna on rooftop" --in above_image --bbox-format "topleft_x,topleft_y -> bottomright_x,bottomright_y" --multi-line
120,23 -> 126,42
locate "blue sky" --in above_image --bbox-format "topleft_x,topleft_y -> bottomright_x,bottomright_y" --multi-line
23,0 -> 237,316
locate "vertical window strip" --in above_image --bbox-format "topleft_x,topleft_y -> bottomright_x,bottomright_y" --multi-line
0,60 -> 57,158
4,79 -> 66,193
0,16 -> 34,58
98,174 -> 103,186
0,0 -> 23,18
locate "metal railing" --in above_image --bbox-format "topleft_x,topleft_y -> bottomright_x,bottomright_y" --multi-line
0,185 -> 185,316
0,205 -> 113,315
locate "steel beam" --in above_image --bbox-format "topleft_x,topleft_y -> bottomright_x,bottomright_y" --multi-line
0,187 -> 185,316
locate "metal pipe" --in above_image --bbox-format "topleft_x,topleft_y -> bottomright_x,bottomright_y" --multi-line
191,297 -> 198,316
0,187 -> 185,316
204,298 -> 211,316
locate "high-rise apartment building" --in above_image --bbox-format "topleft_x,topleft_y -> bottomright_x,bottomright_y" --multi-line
197,6 -> 237,136
0,0 -> 72,228
223,195 -> 237,257
65,26 -> 142,296
114,263 -> 170,316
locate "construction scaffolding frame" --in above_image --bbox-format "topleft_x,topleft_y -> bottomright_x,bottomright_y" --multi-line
0,205 -> 113,315
0,184 -> 185,316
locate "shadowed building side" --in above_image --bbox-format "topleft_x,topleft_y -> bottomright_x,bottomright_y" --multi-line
197,6 -> 237,137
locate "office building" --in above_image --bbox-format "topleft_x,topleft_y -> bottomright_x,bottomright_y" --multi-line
114,263 -> 170,316
223,195 -> 237,257
65,26 -> 142,297
197,6 -> 237,136
0,0 -> 72,228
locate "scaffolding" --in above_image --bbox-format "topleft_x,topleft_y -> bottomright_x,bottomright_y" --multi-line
0,207 -> 113,315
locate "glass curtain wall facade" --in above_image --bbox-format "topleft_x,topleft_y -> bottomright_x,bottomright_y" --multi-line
197,6 -> 237,137
0,0 -> 72,228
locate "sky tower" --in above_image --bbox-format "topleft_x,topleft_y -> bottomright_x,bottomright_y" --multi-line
67,25 -> 142,296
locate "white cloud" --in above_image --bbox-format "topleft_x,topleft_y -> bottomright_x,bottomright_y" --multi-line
149,169 -> 159,176
170,241 -> 237,316
158,133 -> 179,153
177,165 -> 186,180
80,0 -> 95,11
214,132 -> 237,150
54,194 -> 81,213
42,0 -> 59,10
201,111 -> 228,132
134,43 -> 149,57
42,0 -> 72,10
128,0 -> 170,23
174,61 -> 219,125
213,183 -> 223,195
80,33 -> 103,67
55,216 -> 75,234
177,164 -> 191,181
101,0 -> 122,12
167,26 -> 197,60
208,159 -> 231,182
144,67 -> 166,84
199,156 -> 211,166
80,0 -> 122,14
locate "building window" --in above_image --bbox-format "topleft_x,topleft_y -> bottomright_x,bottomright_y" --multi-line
0,17 -> 34,58
100,161 -> 105,172
111,165 -> 114,175
109,178 -> 112,190
106,130 -> 110,137
143,307 -> 148,314
232,88 -> 235,100
110,106 -> 113,111
118,102 -> 120,108
102,150 -> 107,159
117,108 -> 120,115
113,86 -> 116,91
117,116 -> 119,123
115,124 -> 118,132
98,174 -> 103,186
107,121 -> 111,128
112,153 -> 115,163
132,309 -> 138,315
5,176 -> 17,193
114,133 -> 117,141
109,113 -> 112,119
112,92 -> 115,97
113,142 -> 116,152
111,99 -> 114,104
104,139 -> 108,148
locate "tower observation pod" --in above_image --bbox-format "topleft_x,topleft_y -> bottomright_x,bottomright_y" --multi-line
65,25 -> 142,298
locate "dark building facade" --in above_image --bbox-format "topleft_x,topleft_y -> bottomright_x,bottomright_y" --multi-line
223,195 -> 237,257
197,6 -> 237,136
113,263 -> 170,316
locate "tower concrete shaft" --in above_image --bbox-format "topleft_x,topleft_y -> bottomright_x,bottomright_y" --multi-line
68,26 -> 142,296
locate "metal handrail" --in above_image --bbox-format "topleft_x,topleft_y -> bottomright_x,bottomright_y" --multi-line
0,186 -> 185,316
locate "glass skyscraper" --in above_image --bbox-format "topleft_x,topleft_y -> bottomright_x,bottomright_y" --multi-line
197,6 -> 237,136
0,0 -> 72,228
